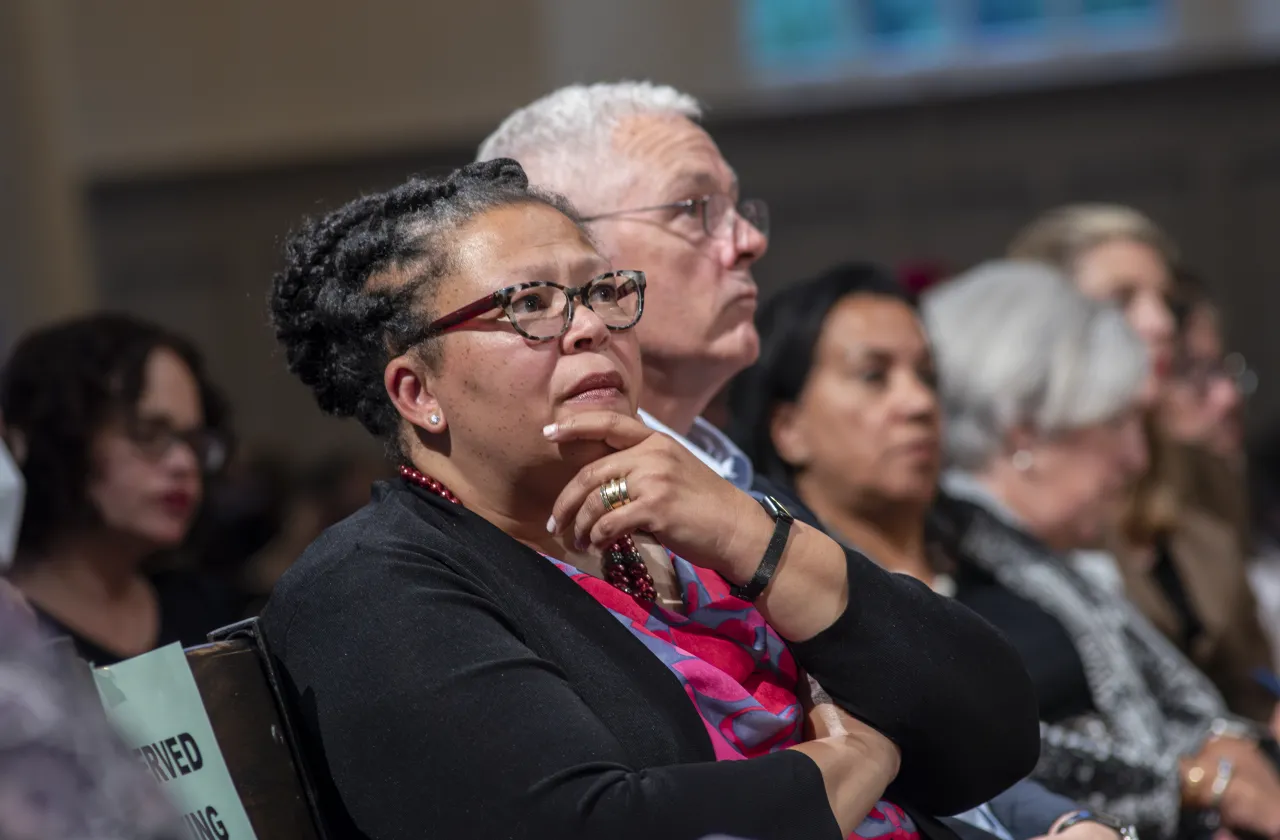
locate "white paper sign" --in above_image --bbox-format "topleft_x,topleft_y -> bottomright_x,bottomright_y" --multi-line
94,643 -> 258,840
0,440 -> 24,570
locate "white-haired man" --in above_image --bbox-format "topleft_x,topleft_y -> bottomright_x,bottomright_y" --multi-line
479,83 -> 1116,840
478,83 -> 764,483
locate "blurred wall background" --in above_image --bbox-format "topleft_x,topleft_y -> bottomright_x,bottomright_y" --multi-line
4,0 -> 1280,458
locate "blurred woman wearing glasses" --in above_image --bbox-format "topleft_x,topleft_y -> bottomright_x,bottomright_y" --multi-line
260,160 -> 1039,840
1163,272 -> 1252,542
0,313 -> 238,665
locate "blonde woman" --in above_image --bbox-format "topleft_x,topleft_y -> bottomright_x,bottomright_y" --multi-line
1010,204 -> 1274,722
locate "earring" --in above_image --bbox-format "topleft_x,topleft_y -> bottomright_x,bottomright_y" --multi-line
428,414 -> 441,426
1011,450 -> 1034,472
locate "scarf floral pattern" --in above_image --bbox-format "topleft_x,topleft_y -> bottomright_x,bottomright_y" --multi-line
547,552 -> 919,840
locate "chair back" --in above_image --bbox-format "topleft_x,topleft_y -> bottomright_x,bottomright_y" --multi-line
188,618 -> 329,840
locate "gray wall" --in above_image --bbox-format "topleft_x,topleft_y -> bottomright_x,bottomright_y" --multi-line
86,62 -> 1280,458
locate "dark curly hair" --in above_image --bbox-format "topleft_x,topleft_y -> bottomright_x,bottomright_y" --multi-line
269,158 -> 582,453
0,313 -> 231,555
728,262 -> 913,487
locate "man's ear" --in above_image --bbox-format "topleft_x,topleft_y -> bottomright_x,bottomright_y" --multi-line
384,353 -> 447,434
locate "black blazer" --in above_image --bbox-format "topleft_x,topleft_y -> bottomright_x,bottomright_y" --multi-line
261,479 -> 1039,840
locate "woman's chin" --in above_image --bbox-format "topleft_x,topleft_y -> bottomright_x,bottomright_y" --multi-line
870,472 -> 939,511
554,439 -> 614,465
1066,515 -> 1109,550
131,522 -> 190,551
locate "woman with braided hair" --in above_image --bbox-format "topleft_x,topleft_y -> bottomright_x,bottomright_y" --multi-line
262,159 -> 1040,840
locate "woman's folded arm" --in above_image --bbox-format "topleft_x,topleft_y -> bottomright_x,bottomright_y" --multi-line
784,539 -> 1042,816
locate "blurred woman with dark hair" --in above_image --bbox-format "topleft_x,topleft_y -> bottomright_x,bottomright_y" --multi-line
729,264 -> 944,588
731,260 -> 1280,840
0,313 -> 240,665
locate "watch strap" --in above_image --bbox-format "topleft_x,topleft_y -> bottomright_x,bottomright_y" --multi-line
1054,810 -> 1139,840
730,496 -> 793,602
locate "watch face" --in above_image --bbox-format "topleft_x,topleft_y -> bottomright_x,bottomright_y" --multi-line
762,495 -> 794,522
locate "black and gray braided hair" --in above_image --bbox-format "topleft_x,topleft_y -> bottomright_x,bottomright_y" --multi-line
269,158 -> 581,450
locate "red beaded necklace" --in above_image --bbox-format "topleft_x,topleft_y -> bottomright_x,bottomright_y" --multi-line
399,465 -> 657,602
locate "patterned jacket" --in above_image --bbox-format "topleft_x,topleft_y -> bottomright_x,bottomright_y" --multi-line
931,472 -> 1237,840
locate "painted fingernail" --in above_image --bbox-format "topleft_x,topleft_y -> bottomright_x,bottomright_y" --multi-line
543,423 -> 557,438
574,535 -> 588,551
546,515 -> 557,533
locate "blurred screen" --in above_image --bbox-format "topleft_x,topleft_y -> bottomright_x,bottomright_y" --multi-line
865,0 -> 949,51
738,0 -> 1242,89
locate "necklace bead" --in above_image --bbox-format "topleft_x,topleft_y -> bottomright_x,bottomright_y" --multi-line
398,465 -> 657,602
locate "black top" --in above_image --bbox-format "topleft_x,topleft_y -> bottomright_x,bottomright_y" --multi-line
924,495 -> 1094,724
766,474 -> 1094,722
261,479 -> 1040,840
32,570 -> 242,667
756,474 -> 1070,840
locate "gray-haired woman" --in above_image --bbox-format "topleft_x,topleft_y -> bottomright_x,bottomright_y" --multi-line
922,261 -> 1280,840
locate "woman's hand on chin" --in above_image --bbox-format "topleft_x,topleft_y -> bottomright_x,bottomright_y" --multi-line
547,410 -> 851,644
544,410 -> 772,584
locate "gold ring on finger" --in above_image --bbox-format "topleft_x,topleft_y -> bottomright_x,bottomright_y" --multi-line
599,477 -> 630,511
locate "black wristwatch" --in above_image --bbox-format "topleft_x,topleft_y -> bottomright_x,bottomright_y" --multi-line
729,495 -> 794,602
1054,810 -> 1139,840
